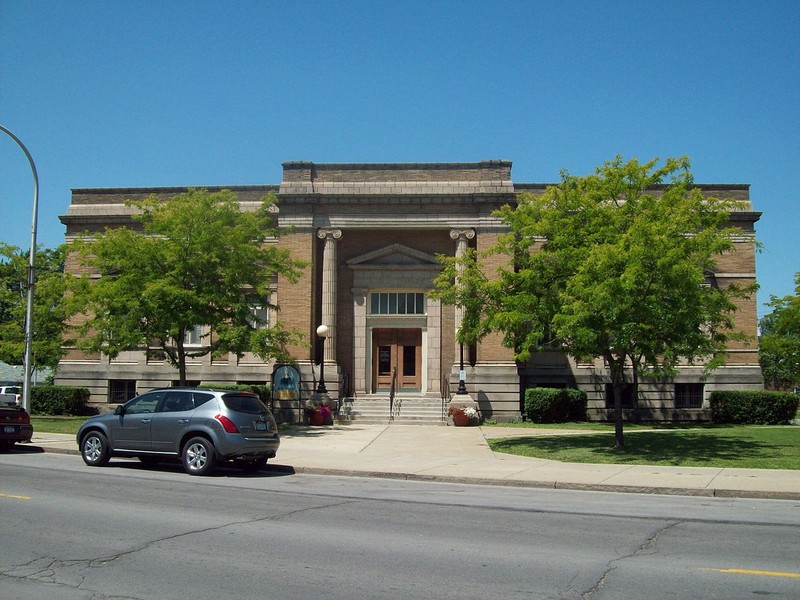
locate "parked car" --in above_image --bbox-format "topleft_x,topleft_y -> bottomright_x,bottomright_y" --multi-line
0,394 -> 33,450
76,388 -> 279,475
0,385 -> 22,405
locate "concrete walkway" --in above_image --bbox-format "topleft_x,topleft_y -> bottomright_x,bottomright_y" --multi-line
28,424 -> 800,500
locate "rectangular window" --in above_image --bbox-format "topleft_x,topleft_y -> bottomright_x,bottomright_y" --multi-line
247,303 -> 269,329
604,383 -> 634,409
675,383 -> 704,408
378,346 -> 392,376
109,379 -> 136,404
403,345 -> 416,377
183,325 -> 203,346
369,292 -> 426,315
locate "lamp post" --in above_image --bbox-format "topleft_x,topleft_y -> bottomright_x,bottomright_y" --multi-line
315,324 -> 329,394
1,125 -> 39,413
457,329 -> 468,395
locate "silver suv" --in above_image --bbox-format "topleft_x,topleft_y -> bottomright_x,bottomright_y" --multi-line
77,388 -> 279,475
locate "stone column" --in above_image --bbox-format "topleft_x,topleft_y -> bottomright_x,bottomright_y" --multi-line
448,229 -> 477,412
449,229 -> 475,336
317,229 -> 342,363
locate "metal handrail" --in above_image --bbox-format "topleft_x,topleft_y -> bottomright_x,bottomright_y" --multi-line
389,367 -> 397,421
441,374 -> 451,420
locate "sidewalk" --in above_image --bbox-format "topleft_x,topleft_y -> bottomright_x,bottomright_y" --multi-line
29,425 -> 800,500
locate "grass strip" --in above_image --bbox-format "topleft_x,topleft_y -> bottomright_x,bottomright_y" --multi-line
487,426 -> 800,469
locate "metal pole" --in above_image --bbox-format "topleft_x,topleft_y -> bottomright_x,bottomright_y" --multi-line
457,334 -> 468,395
315,324 -> 329,394
0,125 -> 39,413
316,336 -> 327,394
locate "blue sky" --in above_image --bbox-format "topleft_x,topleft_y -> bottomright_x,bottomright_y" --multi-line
1,1 -> 797,317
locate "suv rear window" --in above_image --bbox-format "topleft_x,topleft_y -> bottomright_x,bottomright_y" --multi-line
221,394 -> 268,415
193,392 -> 215,407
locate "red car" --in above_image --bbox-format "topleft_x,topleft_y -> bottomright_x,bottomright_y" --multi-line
0,397 -> 33,450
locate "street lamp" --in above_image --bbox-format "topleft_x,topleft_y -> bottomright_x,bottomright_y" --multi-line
1,125 -> 39,413
316,324 -> 329,394
457,328 -> 468,395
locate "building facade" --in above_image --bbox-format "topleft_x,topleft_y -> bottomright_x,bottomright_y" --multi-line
57,160 -> 763,421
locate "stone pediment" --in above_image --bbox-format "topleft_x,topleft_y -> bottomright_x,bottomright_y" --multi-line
346,244 -> 440,267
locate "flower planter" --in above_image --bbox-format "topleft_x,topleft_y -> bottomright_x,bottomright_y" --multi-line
452,413 -> 472,427
309,412 -> 325,426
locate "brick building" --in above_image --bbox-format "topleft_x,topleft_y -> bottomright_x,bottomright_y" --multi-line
57,160 -> 763,421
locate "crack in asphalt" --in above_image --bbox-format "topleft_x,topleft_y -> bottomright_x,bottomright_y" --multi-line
0,498 -> 354,598
581,520 -> 682,599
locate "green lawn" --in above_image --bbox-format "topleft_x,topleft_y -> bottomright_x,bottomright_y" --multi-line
31,416 -> 86,435
487,424 -> 800,469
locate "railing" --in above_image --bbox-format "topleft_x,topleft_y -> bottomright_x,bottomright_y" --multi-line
336,369 -> 351,420
441,373 -> 451,421
389,367 -> 398,421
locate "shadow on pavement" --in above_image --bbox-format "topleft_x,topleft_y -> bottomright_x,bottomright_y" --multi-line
1,443 -> 45,454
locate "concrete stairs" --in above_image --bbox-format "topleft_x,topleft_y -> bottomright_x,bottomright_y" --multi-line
338,395 -> 446,425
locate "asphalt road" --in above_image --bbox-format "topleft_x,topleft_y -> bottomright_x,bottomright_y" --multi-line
2,452 -> 799,599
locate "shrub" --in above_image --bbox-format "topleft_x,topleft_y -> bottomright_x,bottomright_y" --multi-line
31,386 -> 92,416
201,383 -> 271,406
709,390 -> 799,424
524,387 -> 588,423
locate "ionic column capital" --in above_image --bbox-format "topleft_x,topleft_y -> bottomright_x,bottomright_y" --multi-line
449,228 -> 475,241
317,228 -> 343,240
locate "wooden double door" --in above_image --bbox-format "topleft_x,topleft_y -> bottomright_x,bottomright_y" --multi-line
373,328 -> 422,392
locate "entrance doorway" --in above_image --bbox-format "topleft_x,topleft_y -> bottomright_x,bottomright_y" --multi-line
372,328 -> 422,392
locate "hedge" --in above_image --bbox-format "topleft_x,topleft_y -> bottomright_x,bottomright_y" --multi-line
709,390 -> 799,425
200,383 -> 271,406
524,387 -> 588,423
31,386 -> 93,416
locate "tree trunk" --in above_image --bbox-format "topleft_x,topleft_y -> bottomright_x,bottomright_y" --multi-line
176,335 -> 187,386
606,352 -> 625,449
613,383 -> 625,449
630,356 -> 640,424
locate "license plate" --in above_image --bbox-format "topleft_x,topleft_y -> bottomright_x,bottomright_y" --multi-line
254,422 -> 268,431
4,426 -> 14,433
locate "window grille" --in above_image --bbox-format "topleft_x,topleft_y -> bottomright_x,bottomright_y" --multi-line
675,383 -> 704,408
369,292 -> 425,315
604,383 -> 634,408
108,379 -> 136,403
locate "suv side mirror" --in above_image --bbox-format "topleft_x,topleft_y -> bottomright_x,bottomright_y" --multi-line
114,405 -> 125,416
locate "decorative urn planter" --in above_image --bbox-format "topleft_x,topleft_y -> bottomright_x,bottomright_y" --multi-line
452,412 -> 471,427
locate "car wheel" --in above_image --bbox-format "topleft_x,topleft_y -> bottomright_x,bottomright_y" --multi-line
182,437 -> 216,476
81,431 -> 111,466
138,455 -> 161,467
238,457 -> 268,473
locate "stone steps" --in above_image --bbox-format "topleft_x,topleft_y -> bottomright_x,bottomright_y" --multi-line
338,396 -> 446,425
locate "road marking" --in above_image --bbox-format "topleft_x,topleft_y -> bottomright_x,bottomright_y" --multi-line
708,568 -> 800,579
0,492 -> 31,500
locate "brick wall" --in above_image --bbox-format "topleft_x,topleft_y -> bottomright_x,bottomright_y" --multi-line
475,230 -> 515,362
277,231 -> 314,360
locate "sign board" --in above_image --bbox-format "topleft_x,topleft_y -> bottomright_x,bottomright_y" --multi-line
272,364 -> 300,400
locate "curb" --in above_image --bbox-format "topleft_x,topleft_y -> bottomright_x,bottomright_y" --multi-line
30,445 -> 800,501
270,465 -> 800,501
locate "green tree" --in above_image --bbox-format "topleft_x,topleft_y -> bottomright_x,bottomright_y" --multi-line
759,273 -> 800,391
434,156 -> 753,448
68,189 -> 305,384
0,243 -> 71,371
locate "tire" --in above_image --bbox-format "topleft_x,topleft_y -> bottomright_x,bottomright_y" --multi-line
81,431 -> 111,466
182,437 -> 216,476
238,456 -> 268,473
